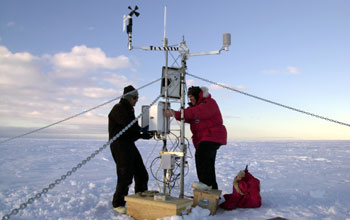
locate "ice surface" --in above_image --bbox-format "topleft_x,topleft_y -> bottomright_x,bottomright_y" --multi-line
1,139 -> 350,219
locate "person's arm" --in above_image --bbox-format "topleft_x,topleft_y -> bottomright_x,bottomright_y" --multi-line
164,109 -> 191,123
109,106 -> 141,141
182,100 -> 219,121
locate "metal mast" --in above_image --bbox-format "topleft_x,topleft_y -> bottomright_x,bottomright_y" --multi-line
162,5 -> 169,195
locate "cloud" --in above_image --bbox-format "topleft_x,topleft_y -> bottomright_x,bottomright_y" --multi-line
103,74 -> 130,88
262,69 -> 281,75
82,87 -> 117,98
0,45 -> 135,137
7,21 -> 16,27
262,66 -> 301,75
287,66 -> 301,74
186,79 -> 196,86
0,46 -> 48,88
51,45 -> 131,72
233,85 -> 246,91
209,83 -> 245,91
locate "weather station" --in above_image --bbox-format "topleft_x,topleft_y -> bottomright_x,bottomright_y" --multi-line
1,4 -> 349,220
122,6 -> 230,220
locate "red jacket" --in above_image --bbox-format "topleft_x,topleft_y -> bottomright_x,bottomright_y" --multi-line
174,87 -> 227,148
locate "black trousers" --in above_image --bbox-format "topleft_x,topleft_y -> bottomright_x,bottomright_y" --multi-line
110,140 -> 148,207
195,141 -> 221,189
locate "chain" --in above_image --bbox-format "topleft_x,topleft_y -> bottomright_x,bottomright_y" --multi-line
188,73 -> 350,128
1,93 -> 163,220
0,78 -> 161,145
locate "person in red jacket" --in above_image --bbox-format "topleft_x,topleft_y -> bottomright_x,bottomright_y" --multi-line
164,86 -> 227,189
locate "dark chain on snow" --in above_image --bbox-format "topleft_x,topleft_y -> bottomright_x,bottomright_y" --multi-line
0,78 -> 161,145
188,73 -> 350,128
1,93 -> 163,220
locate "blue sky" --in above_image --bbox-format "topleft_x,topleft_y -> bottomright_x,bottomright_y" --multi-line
0,0 -> 349,140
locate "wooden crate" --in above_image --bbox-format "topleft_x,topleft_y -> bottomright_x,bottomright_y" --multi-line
125,194 -> 193,220
193,189 -> 222,215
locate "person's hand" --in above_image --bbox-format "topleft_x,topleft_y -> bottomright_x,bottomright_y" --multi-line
141,131 -> 153,140
164,109 -> 174,117
140,125 -> 153,140
141,125 -> 149,133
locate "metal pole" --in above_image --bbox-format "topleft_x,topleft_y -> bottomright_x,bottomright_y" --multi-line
162,6 -> 169,195
179,38 -> 187,198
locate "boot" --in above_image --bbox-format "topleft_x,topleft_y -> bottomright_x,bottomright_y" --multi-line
192,182 -> 212,191
113,206 -> 126,214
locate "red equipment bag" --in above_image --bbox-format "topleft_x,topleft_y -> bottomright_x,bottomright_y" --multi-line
220,165 -> 262,210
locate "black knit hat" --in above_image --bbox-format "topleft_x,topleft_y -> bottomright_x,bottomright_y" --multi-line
123,85 -> 138,96
187,86 -> 201,102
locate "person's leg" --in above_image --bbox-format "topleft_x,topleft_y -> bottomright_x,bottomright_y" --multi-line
110,142 -> 134,208
133,145 -> 148,193
195,141 -> 220,189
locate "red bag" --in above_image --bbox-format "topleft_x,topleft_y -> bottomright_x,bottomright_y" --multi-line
220,165 -> 262,210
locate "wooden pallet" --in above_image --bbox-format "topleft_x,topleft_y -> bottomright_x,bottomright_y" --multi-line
125,194 -> 193,220
193,189 -> 222,215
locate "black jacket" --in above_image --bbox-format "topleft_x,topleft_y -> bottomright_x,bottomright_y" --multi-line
108,98 -> 141,142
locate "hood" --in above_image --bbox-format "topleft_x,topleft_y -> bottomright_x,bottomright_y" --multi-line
197,86 -> 211,104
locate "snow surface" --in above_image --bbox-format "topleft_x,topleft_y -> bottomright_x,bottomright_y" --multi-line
1,139 -> 350,220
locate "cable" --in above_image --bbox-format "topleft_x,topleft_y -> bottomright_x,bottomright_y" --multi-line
1,92 -> 163,220
188,73 -> 350,128
0,78 -> 161,145
145,139 -> 160,167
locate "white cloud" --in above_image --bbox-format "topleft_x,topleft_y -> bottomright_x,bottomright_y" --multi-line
0,45 -> 136,137
58,86 -> 119,99
0,46 -> 48,88
233,85 -> 246,91
103,74 -> 130,88
51,45 -> 131,71
262,66 -> 301,75
209,83 -> 244,91
28,111 -> 41,116
82,87 -> 116,98
262,69 -> 281,75
209,83 -> 226,90
287,66 -> 301,74
186,79 -> 196,86
7,21 -> 15,27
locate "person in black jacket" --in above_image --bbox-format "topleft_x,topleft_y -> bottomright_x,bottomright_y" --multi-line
108,85 -> 152,214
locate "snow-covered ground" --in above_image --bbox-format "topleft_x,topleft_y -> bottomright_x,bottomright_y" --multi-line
0,139 -> 349,220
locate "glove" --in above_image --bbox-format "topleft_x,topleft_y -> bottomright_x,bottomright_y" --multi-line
141,125 -> 149,133
141,132 -> 153,140
140,126 -> 153,140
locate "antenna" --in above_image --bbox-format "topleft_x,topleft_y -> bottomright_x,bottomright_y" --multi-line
163,6 -> 167,42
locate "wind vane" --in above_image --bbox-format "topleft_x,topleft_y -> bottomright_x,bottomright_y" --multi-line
123,6 -> 140,49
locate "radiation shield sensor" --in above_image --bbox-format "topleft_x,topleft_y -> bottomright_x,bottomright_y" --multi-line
141,105 -> 149,128
161,66 -> 181,99
148,101 -> 170,134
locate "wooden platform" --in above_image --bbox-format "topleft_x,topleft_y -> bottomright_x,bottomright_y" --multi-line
125,194 -> 193,220
193,189 -> 222,215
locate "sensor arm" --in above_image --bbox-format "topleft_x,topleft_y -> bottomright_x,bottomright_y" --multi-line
189,33 -> 231,57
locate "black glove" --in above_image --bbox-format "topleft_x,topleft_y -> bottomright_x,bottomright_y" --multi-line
141,132 -> 153,140
141,125 -> 149,133
140,126 -> 153,140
